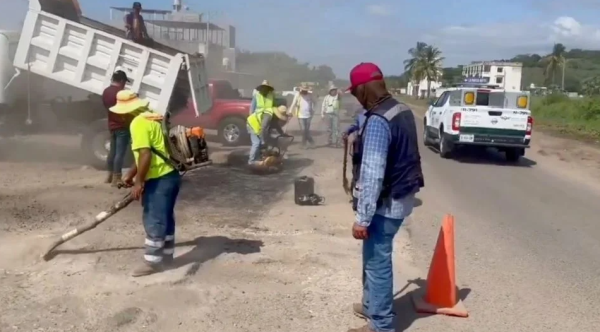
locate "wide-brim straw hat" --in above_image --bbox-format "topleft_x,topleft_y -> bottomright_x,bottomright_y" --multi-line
274,105 -> 288,121
257,80 -> 274,90
109,90 -> 149,114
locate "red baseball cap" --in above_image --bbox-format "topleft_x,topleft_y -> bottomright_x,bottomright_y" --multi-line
346,62 -> 384,91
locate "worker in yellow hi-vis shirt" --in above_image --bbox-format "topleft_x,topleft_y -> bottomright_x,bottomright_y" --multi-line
109,90 -> 180,278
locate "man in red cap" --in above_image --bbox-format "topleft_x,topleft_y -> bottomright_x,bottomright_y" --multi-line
346,63 -> 424,332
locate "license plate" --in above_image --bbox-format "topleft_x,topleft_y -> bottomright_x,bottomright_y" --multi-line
459,134 -> 474,142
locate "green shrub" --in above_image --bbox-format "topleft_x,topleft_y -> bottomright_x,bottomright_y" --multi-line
531,95 -> 600,139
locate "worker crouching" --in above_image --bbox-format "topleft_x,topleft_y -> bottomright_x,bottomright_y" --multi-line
109,90 -> 181,277
247,104 -> 289,166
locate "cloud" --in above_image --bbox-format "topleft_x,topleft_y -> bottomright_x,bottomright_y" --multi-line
366,4 -> 390,16
421,16 -> 600,66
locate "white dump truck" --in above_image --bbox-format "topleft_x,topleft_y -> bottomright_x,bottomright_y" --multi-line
3,0 -> 212,168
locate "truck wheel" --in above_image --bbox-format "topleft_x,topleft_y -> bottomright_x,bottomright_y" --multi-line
439,132 -> 453,159
505,148 -> 524,162
218,117 -> 249,146
423,119 -> 433,146
80,120 -> 133,170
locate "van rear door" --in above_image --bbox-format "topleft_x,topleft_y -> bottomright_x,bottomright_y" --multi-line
460,90 -> 530,136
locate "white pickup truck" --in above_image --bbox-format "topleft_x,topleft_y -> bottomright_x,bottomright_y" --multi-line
3,0 -> 212,168
423,87 -> 533,162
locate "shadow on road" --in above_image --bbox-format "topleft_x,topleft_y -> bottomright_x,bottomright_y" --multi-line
393,278 -> 471,331
49,235 -> 264,276
427,146 -> 537,168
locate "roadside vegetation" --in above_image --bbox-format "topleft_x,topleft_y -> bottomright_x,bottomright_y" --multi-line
531,94 -> 600,141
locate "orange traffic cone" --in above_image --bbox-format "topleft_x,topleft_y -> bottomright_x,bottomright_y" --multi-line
411,214 -> 468,317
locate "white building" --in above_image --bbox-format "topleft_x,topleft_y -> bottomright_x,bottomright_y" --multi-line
461,61 -> 522,91
406,77 -> 442,98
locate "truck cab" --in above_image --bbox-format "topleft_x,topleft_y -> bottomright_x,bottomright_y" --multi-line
423,87 -> 533,162
173,79 -> 288,146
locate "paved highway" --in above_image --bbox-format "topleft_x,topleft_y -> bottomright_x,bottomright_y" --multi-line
403,105 -> 600,331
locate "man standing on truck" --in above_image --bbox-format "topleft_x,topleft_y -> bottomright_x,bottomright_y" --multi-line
346,63 -> 423,332
247,105 -> 288,165
110,90 -> 181,277
250,80 -> 275,115
124,2 -> 150,43
102,70 -> 132,187
289,84 -> 315,148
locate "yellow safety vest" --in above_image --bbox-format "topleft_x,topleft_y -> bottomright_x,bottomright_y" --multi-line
255,92 -> 274,113
247,108 -> 275,135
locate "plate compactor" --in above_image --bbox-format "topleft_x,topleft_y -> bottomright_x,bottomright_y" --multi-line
251,134 -> 294,173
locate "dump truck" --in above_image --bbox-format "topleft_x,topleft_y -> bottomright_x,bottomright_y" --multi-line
5,0 -> 212,168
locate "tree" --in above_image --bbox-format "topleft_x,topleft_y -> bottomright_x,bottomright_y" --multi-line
541,43 -> 566,86
418,45 -> 444,97
404,42 -> 427,94
404,42 -> 444,98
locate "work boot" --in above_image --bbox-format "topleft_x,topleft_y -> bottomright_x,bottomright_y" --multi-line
347,325 -> 375,332
352,303 -> 368,320
131,262 -> 163,277
111,173 -> 123,188
104,172 -> 113,184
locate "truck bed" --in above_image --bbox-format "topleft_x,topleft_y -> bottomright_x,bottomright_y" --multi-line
13,0 -> 211,116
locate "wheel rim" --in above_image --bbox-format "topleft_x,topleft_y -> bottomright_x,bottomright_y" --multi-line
93,134 -> 110,161
223,124 -> 240,142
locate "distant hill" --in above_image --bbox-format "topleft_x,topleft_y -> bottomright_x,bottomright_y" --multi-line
440,49 -> 600,93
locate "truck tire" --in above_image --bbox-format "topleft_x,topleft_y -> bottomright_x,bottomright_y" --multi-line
505,148 -> 524,162
439,132 -> 453,159
423,119 -> 433,147
80,120 -> 132,170
218,117 -> 250,146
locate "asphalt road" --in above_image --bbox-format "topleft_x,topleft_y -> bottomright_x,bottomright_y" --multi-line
405,109 -> 600,331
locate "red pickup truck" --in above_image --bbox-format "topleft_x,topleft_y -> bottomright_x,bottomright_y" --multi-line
172,79 -> 287,146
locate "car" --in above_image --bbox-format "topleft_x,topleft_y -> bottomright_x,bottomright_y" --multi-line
423,87 -> 533,162
172,80 -> 287,146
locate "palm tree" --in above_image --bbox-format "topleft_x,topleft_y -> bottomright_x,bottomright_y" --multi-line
542,43 -> 566,86
417,45 -> 445,98
404,42 -> 428,97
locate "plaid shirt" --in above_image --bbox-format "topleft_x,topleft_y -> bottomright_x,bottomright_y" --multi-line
355,115 -> 415,227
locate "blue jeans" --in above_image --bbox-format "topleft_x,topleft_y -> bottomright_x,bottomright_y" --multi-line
298,118 -> 314,146
248,124 -> 261,164
141,171 -> 181,264
325,113 -> 340,144
362,214 -> 404,332
107,129 -> 131,173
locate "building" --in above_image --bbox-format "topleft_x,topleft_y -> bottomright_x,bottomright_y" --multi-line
406,77 -> 442,99
461,61 -> 522,91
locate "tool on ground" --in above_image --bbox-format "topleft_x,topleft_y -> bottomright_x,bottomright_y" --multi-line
294,176 -> 325,206
411,214 -> 469,317
342,138 -> 351,195
41,112 -> 212,261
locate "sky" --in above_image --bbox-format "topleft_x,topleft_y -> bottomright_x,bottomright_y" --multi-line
2,0 -> 600,78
